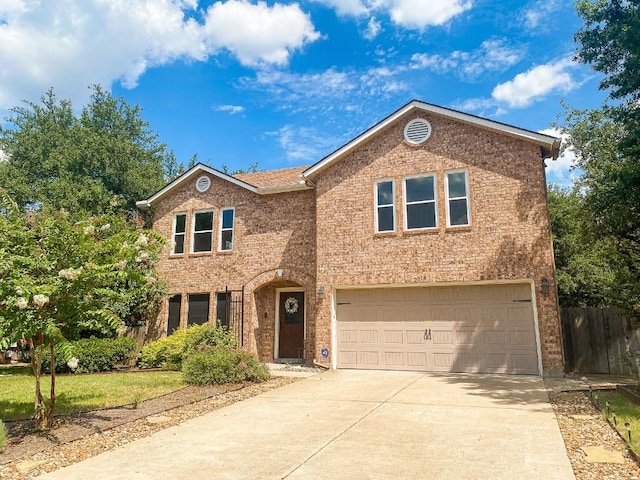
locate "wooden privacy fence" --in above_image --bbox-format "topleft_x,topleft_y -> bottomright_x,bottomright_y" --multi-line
561,307 -> 640,375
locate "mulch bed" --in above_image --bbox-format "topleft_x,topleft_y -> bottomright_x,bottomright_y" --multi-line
0,376 -> 299,479
547,388 -> 640,480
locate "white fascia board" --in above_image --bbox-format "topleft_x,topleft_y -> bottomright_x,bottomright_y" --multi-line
303,100 -> 560,180
137,163 -> 258,208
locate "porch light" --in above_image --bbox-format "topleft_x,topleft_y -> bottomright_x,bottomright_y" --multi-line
317,285 -> 325,298
540,278 -> 550,295
276,268 -> 283,277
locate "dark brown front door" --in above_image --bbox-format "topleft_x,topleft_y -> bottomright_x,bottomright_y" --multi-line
278,291 -> 304,358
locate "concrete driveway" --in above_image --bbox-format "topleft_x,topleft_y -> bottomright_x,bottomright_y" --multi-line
39,370 -> 575,480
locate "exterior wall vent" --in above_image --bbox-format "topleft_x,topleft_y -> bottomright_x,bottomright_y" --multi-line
196,175 -> 211,193
404,118 -> 432,145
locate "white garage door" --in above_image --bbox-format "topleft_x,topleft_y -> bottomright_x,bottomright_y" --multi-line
336,283 -> 539,375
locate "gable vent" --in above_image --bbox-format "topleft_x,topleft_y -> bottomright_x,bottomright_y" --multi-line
404,118 -> 432,145
195,175 -> 211,193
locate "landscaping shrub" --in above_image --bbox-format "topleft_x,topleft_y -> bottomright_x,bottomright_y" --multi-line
138,323 -> 238,370
182,347 -> 270,385
42,337 -> 137,374
183,323 -> 238,356
137,328 -> 188,370
0,420 -> 7,453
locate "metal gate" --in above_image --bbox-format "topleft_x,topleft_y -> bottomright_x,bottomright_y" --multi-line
216,287 -> 245,346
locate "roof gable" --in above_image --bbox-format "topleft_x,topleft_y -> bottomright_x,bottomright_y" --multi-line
136,163 -> 311,209
302,100 -> 561,180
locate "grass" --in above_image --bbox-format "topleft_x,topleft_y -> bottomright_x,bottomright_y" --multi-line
0,420 -> 6,452
597,390 -> 640,456
0,370 -> 185,421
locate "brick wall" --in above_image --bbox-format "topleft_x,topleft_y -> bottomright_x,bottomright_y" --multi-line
150,174 -> 316,360
313,112 -> 563,371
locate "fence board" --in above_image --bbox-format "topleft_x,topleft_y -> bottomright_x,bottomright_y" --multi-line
561,307 -> 638,375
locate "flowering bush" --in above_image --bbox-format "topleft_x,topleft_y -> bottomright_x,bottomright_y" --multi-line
0,190 -> 166,428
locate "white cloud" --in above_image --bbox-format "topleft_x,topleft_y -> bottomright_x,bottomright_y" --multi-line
491,58 -> 577,108
216,105 -> 245,114
383,0 -> 472,29
363,17 -> 382,40
539,127 -> 580,186
522,0 -> 561,30
0,0 -> 320,111
266,125 -> 339,162
313,0 -> 368,16
202,0 -> 320,66
313,0 -> 470,30
410,38 -> 525,80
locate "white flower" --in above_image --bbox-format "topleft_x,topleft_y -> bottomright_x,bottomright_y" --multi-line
135,234 -> 148,247
58,267 -> 82,280
67,357 -> 79,370
83,225 -> 95,235
100,223 -> 111,232
135,252 -> 149,263
16,287 -> 23,295
16,297 -> 28,310
116,260 -> 128,270
33,294 -> 49,308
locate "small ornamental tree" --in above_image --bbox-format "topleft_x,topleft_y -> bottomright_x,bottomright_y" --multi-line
0,190 -> 166,429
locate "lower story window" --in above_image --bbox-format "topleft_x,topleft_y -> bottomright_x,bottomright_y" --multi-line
188,293 -> 210,325
167,294 -> 182,335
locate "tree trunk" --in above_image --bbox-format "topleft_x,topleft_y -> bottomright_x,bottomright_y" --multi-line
29,334 -> 48,429
48,340 -> 56,428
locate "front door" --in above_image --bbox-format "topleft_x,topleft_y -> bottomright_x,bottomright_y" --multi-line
278,291 -> 305,358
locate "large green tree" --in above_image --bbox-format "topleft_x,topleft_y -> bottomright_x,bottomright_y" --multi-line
0,85 -> 180,218
556,0 -> 640,316
0,190 -> 166,429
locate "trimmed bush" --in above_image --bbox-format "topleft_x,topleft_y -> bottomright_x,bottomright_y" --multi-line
43,337 -> 137,374
137,329 -> 187,370
138,323 -> 238,370
0,420 -> 7,453
182,347 -> 270,385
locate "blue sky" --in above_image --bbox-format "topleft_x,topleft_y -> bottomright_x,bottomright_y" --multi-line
1,0 -> 606,185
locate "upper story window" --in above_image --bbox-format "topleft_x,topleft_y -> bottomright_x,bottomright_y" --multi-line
404,175 -> 437,230
375,179 -> 395,233
172,213 -> 187,254
192,210 -> 214,252
219,208 -> 235,251
445,170 -> 471,227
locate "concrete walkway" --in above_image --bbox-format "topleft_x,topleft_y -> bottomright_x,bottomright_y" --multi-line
38,371 -> 575,480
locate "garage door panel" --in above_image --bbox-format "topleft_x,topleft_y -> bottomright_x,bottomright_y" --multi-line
336,284 -> 539,375
431,330 -> 453,345
383,330 -> 404,344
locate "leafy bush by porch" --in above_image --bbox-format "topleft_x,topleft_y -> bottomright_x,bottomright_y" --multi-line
138,323 -> 238,370
182,347 -> 269,385
42,337 -> 137,374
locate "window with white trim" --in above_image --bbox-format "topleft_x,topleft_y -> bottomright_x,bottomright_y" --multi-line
445,170 -> 471,227
172,213 -> 187,254
404,175 -> 437,230
219,208 -> 235,251
375,179 -> 395,233
192,210 -> 214,252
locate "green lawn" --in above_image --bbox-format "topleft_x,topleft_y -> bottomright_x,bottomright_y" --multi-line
598,390 -> 640,456
0,369 -> 185,421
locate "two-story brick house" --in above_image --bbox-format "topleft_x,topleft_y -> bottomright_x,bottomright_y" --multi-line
137,100 -> 563,375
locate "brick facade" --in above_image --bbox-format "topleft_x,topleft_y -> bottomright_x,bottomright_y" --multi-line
143,102 -> 564,374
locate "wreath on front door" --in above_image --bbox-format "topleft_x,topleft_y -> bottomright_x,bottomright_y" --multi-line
284,297 -> 299,314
